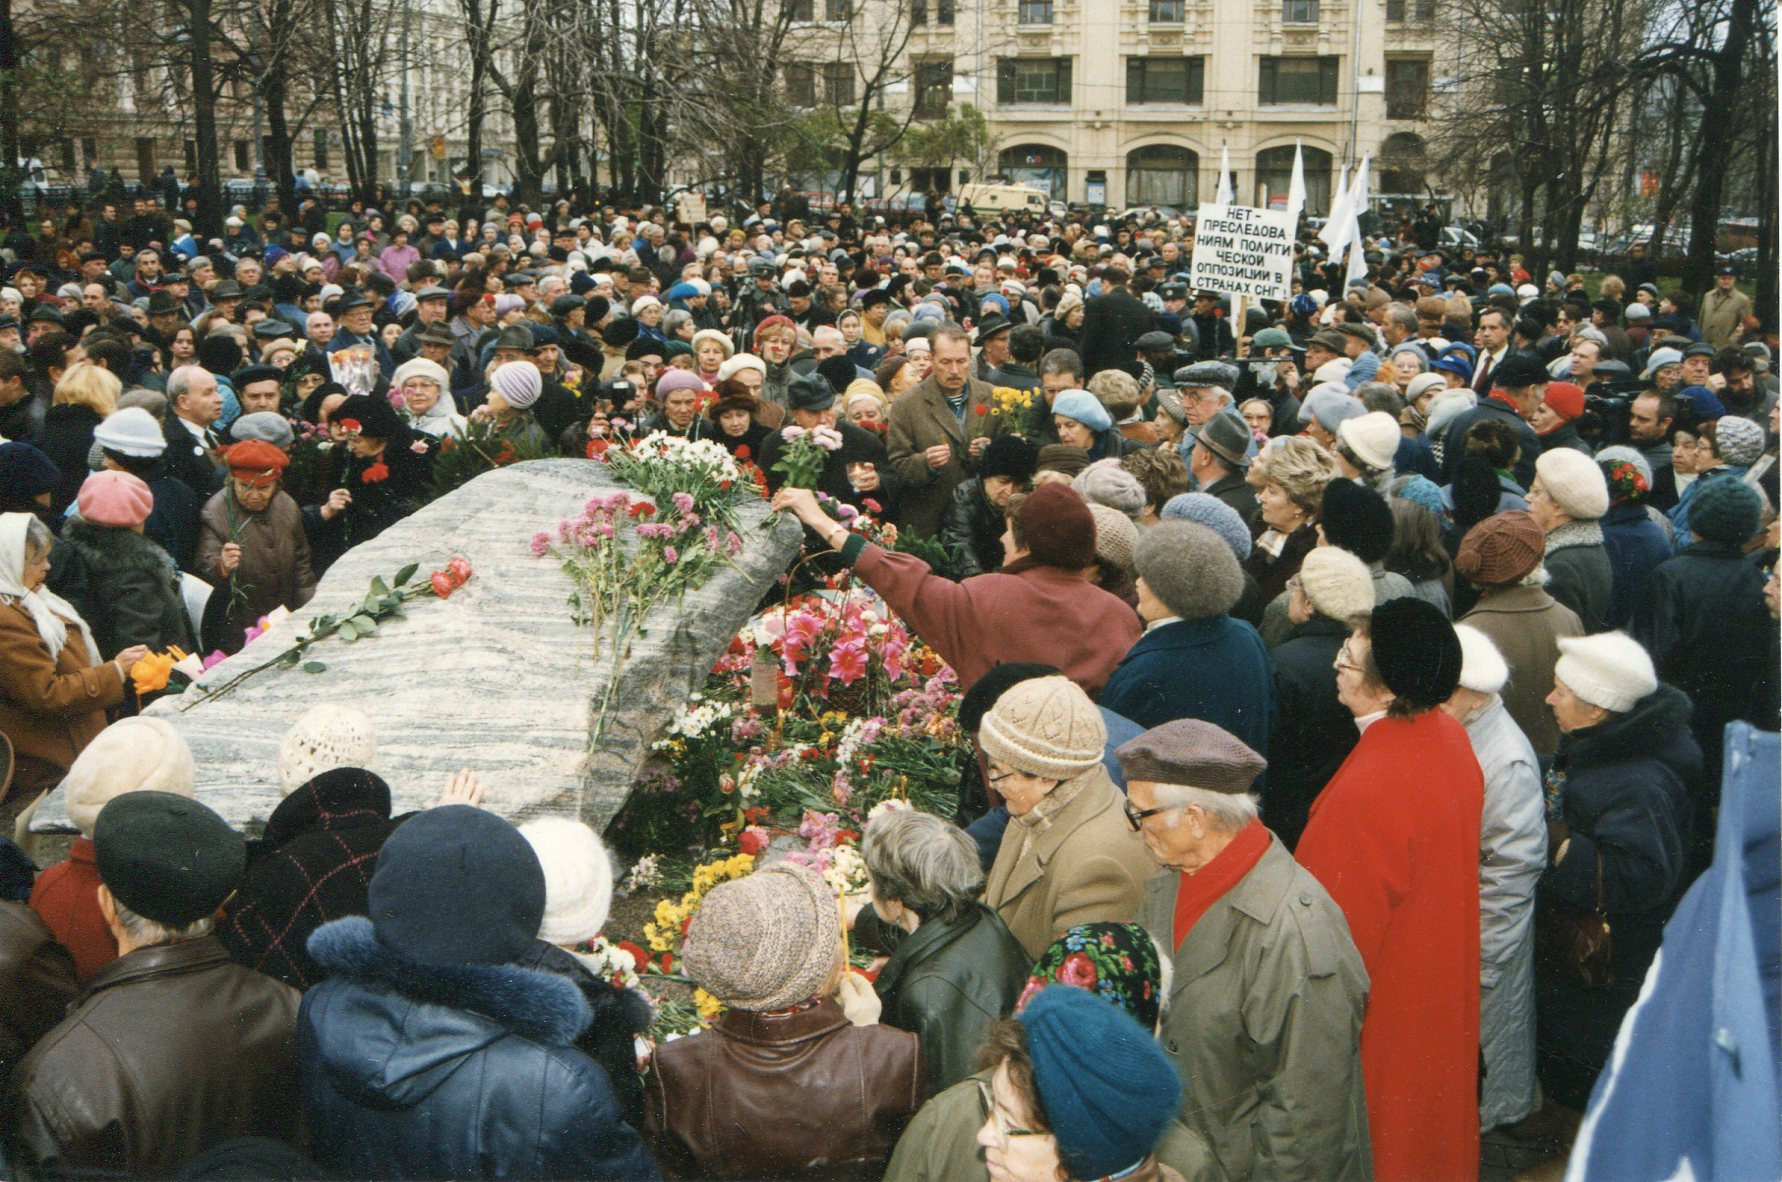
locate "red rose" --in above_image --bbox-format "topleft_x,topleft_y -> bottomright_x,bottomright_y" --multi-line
629,500 -> 656,519
429,571 -> 454,598
1057,952 -> 1098,989
616,939 -> 651,972
738,826 -> 769,855
659,952 -> 675,973
361,460 -> 389,484
447,556 -> 473,585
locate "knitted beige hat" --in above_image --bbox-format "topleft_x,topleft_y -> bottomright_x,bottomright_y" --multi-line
63,717 -> 196,837
1296,545 -> 1375,624
680,862 -> 840,1011
520,817 -> 614,946
277,703 -> 378,795
979,675 -> 1107,781
1088,503 -> 1138,574
1535,448 -> 1610,521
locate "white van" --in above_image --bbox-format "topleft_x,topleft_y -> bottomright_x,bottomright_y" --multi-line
956,183 -> 1050,216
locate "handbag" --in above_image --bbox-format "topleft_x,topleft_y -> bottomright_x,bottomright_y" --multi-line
1535,848 -> 1613,989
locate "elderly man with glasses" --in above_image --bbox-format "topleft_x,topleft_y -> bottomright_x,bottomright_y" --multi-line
1123,717 -> 1372,1182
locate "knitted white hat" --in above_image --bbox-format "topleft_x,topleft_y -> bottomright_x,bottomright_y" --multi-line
93,407 -> 169,458
1555,632 -> 1657,713
390,357 -> 449,391
979,675 -> 1107,781
1296,545 -> 1375,624
490,360 -> 542,410
1337,411 -> 1402,472
277,703 -> 377,795
1535,448 -> 1610,521
63,717 -> 196,836
519,817 -> 614,946
1453,624 -> 1510,695
1088,503 -> 1138,573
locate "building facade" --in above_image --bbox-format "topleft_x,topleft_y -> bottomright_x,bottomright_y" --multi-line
897,0 -> 1437,215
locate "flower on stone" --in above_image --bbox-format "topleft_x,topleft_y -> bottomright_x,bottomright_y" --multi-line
531,531 -> 552,557
430,571 -> 455,598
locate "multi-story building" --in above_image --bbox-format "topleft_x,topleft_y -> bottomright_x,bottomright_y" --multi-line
894,0 -> 1437,216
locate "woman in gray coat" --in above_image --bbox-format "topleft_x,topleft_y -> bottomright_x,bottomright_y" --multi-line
1443,624 -> 1547,1131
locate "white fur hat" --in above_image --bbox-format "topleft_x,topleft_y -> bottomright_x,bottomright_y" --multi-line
64,717 -> 196,837
278,703 -> 377,795
519,818 -> 614,946
1555,632 -> 1657,713
1535,448 -> 1610,521
1454,624 -> 1510,695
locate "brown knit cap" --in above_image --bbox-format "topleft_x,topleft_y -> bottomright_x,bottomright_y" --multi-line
1454,510 -> 1546,586
1115,719 -> 1267,794
1019,482 -> 1097,570
679,862 -> 841,1012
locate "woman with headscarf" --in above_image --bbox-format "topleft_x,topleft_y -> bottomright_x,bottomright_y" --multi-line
303,393 -> 429,574
0,513 -> 138,799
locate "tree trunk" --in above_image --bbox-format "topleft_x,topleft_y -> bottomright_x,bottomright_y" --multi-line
188,0 -> 224,237
0,0 -> 23,219
1682,0 -> 1756,295
264,70 -> 298,212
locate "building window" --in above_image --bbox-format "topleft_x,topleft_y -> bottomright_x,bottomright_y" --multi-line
996,57 -> 1072,105
1149,0 -> 1185,20
135,137 -> 156,181
1126,144 -> 1198,207
1126,56 -> 1205,104
915,58 -> 953,118
1255,143 -> 1333,213
59,138 -> 77,173
313,128 -> 329,171
786,0 -> 813,19
786,62 -> 816,106
1018,0 -> 1053,22
823,61 -> 856,104
1258,55 -> 1338,104
1385,57 -> 1430,119
184,139 -> 197,175
1281,0 -> 1318,21
999,144 -> 1068,200
1385,0 -> 1434,19
824,0 -> 850,20
81,137 -> 97,167
233,140 -> 251,172
1378,132 -> 1428,193
910,0 -> 954,23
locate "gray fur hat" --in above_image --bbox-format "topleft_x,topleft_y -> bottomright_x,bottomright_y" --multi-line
1134,520 -> 1243,620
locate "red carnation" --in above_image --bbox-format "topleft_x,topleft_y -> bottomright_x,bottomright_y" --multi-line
659,952 -> 675,973
735,445 -> 751,460
629,500 -> 656,519
738,826 -> 769,855
587,437 -> 611,458
975,404 -> 988,416
361,460 -> 389,484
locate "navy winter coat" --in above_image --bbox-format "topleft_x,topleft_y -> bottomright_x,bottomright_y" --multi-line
1100,615 -> 1275,766
300,917 -> 660,1181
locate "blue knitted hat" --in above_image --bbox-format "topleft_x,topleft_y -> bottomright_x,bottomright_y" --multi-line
1161,492 -> 1253,560
1018,986 -> 1181,1179
1689,477 -> 1763,546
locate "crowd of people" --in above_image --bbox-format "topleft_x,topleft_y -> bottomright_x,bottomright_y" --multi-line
0,186 -> 1776,1181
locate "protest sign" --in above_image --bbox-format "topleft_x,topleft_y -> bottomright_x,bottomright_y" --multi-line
1190,203 -> 1295,301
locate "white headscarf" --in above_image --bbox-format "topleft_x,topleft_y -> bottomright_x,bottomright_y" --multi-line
0,514 -> 100,665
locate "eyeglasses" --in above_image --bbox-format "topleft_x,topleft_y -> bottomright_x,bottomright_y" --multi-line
1124,800 -> 1171,832
976,1079 -> 1047,1153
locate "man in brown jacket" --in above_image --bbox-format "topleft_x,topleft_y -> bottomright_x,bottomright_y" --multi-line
7,792 -> 302,1176
886,325 -> 999,538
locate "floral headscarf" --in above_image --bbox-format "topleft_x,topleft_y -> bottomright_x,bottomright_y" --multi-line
1016,922 -> 1166,1032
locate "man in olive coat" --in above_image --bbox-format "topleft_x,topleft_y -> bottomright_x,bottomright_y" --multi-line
885,325 -> 999,538
1122,719 -> 1373,1182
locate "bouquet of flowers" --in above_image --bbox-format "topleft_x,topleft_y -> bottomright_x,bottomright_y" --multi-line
600,431 -> 758,527
982,384 -> 1036,431
771,424 -> 844,490
432,417 -> 553,498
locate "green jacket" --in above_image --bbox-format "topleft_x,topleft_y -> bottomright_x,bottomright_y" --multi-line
1139,838 -> 1373,1182
884,1070 -> 1223,1182
874,903 -> 1033,1097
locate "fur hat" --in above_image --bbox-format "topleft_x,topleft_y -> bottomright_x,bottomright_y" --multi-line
681,862 -> 840,1012
1369,597 -> 1463,709
520,818 -> 615,947
1535,448 -> 1609,521
1088,503 -> 1138,573
1455,511 -> 1547,586
63,716 -> 196,837
1337,411 -> 1401,471
277,703 -> 377,795
1134,520 -> 1243,621
1018,483 -> 1098,569
980,434 -> 1039,483
1454,623 -> 1509,695
1555,632 -> 1658,713
1688,476 -> 1764,545
1159,493 -> 1252,560
1319,479 -> 1397,563
1073,458 -> 1146,517
979,675 -> 1107,781
1296,545 -> 1374,623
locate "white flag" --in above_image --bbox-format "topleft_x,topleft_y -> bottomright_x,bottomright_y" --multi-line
1216,146 -> 1234,205
1287,140 -> 1307,219
1344,154 -> 1373,289
1320,161 -> 1352,252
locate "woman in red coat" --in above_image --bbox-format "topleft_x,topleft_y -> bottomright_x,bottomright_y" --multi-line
1298,597 -> 1484,1182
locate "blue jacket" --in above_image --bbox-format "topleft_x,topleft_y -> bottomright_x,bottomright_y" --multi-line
300,917 -> 660,1181
1100,615 -> 1275,763
1599,502 -> 1672,629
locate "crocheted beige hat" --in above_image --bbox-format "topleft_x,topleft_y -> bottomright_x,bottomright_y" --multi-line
277,703 -> 377,795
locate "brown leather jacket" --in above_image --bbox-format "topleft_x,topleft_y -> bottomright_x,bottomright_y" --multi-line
0,901 -> 78,1073
643,997 -> 923,1180
5,934 -> 302,1176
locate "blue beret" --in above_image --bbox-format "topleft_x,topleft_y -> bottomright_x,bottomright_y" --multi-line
1051,388 -> 1113,433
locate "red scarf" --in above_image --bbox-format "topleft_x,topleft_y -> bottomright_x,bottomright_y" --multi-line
1487,390 -> 1523,415
1173,818 -> 1270,950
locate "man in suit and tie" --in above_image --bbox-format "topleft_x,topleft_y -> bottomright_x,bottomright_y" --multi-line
1471,307 -> 1513,395
162,365 -> 226,498
886,325 -> 1000,538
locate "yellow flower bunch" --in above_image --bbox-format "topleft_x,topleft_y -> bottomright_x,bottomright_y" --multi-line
130,647 -> 188,695
694,988 -> 725,1021
643,853 -> 757,954
991,385 -> 1034,416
